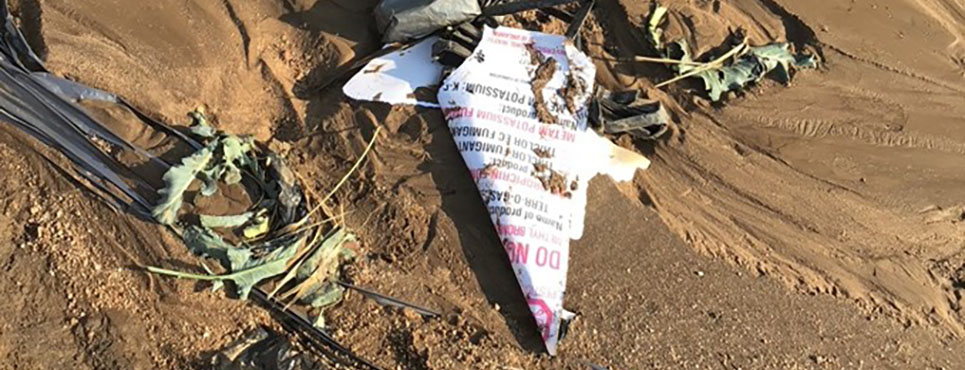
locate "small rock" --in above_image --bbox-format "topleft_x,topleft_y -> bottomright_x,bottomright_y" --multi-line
695,270 -> 705,277
402,307 -> 422,321
810,354 -> 828,364
267,139 -> 292,155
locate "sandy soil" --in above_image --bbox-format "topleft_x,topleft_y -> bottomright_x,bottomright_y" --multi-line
1,0 -> 964,369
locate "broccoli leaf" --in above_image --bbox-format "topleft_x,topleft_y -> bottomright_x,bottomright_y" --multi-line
183,225 -> 252,270
230,241 -> 300,299
146,238 -> 298,300
220,135 -> 253,185
675,41 -> 817,101
152,143 -> 215,225
305,282 -> 345,309
189,109 -> 217,138
199,212 -> 254,229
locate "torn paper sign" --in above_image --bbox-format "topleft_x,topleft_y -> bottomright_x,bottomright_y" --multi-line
343,36 -> 443,108
439,26 -> 646,355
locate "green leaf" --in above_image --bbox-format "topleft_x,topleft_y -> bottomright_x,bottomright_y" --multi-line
220,135 -> 253,185
199,212 -> 254,229
190,123 -> 217,138
183,225 -> 252,270
221,136 -> 253,164
200,263 -> 225,292
747,43 -> 817,84
189,109 -> 217,138
224,166 -> 242,185
647,7 -> 817,102
148,240 -> 301,300
147,243 -> 295,300
198,171 -> 219,197
267,234 -> 311,298
677,42 -> 817,101
669,40 -> 698,74
305,283 -> 344,309
694,62 -> 759,101
231,241 -> 300,299
297,228 -> 352,280
313,311 -> 327,328
291,228 -> 357,306
152,144 -> 215,225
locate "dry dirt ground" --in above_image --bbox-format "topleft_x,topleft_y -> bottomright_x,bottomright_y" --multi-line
1,0 -> 964,369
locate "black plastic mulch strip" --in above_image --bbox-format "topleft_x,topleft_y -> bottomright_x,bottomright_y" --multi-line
0,59 -> 154,212
0,3 -> 195,215
0,1 -> 45,72
540,6 -> 574,22
29,72 -> 201,151
565,0 -> 595,41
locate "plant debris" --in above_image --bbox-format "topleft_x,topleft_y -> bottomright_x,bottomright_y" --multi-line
0,2 -> 391,367
644,4 -> 817,101
147,109 -> 364,323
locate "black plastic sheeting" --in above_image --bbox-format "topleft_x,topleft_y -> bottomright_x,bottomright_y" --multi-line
210,326 -> 324,370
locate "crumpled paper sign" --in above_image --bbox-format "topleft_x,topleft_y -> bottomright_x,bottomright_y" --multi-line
438,25 -> 648,355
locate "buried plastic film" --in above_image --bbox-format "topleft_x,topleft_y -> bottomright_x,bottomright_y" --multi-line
438,26 -> 648,354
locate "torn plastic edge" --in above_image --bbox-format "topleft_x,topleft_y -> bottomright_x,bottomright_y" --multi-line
313,40 -> 417,93
590,89 -> 670,140
29,73 -> 201,150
